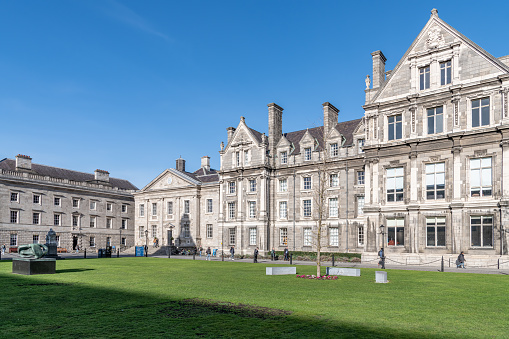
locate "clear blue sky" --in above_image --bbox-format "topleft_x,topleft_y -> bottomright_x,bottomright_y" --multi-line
1,1 -> 508,189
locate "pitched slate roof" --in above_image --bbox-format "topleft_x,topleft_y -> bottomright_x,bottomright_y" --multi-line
248,127 -> 264,143
284,118 -> 362,155
191,167 -> 219,183
0,158 -> 138,190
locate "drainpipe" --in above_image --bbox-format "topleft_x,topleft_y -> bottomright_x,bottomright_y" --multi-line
346,159 -> 349,252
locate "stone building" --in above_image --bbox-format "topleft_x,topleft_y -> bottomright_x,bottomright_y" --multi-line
362,9 -> 509,262
133,156 -> 219,250
0,155 -> 137,252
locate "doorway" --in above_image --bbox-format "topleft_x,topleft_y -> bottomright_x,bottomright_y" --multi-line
167,230 -> 173,246
73,236 -> 78,250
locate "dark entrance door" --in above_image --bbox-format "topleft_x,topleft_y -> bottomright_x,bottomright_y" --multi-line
73,236 -> 78,250
167,230 -> 173,246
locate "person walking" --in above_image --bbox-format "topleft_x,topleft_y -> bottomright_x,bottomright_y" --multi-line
283,247 -> 289,261
271,247 -> 275,261
206,247 -> 211,261
230,246 -> 235,260
457,251 -> 466,269
254,247 -> 259,263
2,244 -> 6,255
378,247 -> 385,268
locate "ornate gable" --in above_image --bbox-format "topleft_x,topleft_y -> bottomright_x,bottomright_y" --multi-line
140,169 -> 199,192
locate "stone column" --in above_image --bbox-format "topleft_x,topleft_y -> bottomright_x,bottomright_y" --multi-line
372,160 -> 380,204
365,160 -> 372,205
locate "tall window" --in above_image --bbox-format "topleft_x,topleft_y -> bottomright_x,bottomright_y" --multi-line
183,223 -> 190,238
244,150 -> 250,165
33,235 -> 39,244
329,227 -> 339,246
54,214 -> 61,226
72,198 -> 79,208
229,182 -> 236,194
358,227 -> 365,246
106,218 -> 112,228
33,194 -> 41,204
358,139 -> 365,153
471,216 -> 493,247
184,200 -> 190,214
33,213 -> 40,225
426,163 -> 445,199
249,179 -> 257,192
280,228 -> 288,246
207,199 -> 213,213
427,106 -> 443,134
388,115 -> 402,140
107,203 -> 112,211
248,201 -> 256,218
280,151 -> 288,164
330,173 -> 339,187
167,201 -> 173,215
329,198 -> 338,217
10,234 -> 17,246
330,143 -> 338,157
152,225 -> 157,238
470,157 -> 492,197
54,197 -> 61,206
229,228 -> 236,245
279,201 -> 288,218
357,196 -> 364,216
206,224 -> 213,238
106,237 -> 111,246
152,203 -> 157,216
228,202 -> 236,219
121,219 -> 127,229
89,216 -> 95,228
426,217 -> 446,247
90,236 -> 96,247
304,147 -> 312,161
386,167 -> 404,202
303,199 -> 312,217
121,237 -> 126,246
419,66 -> 430,90
472,98 -> 490,127
304,228 -> 312,246
440,60 -> 452,85
303,177 -> 311,190
236,152 -> 240,167
89,201 -> 95,210
139,226 -> 145,238
279,178 -> 288,192
10,210 -> 18,223
387,218 -> 404,246
357,171 -> 365,185
249,228 -> 257,245
139,204 -> 145,217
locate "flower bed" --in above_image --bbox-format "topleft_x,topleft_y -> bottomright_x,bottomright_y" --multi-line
296,275 -> 338,280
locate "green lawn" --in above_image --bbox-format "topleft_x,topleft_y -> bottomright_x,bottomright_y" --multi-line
1,258 -> 508,338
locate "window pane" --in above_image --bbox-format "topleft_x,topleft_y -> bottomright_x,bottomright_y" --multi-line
396,122 -> 402,139
471,225 -> 481,247
481,106 -> 490,126
436,114 -> 443,133
437,226 -> 446,246
427,226 -> 435,246
472,108 -> 479,127
428,116 -> 434,134
396,227 -> 405,245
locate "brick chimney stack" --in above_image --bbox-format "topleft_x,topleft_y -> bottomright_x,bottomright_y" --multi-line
323,102 -> 339,134
15,154 -> 32,171
371,50 -> 387,89
94,169 -> 110,182
176,157 -> 186,172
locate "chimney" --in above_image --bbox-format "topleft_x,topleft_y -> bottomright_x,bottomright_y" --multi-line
268,103 -> 284,160
226,127 -> 236,144
371,50 -> 387,89
15,154 -> 32,171
176,157 -> 186,172
94,169 -> 110,182
201,156 -> 210,171
323,102 -> 339,134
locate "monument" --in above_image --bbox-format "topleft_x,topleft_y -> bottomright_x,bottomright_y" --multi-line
12,230 -> 57,275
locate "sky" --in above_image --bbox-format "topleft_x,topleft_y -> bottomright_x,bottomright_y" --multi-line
1,1 -> 508,189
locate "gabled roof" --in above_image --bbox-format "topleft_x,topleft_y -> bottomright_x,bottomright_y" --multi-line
370,10 -> 509,103
284,119 -> 362,155
192,167 -> 219,183
0,158 -> 138,190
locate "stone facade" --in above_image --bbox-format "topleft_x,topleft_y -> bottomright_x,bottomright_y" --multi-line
0,155 -> 137,252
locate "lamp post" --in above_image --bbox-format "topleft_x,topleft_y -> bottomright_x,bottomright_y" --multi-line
379,225 -> 385,269
144,229 -> 149,257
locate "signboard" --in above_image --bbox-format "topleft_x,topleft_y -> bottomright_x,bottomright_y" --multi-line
135,246 -> 144,257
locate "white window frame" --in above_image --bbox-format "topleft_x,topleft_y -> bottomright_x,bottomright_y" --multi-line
107,203 -> 113,211
330,143 -> 338,157
249,228 -> 257,246
248,201 -> 256,219
357,171 -> 365,185
106,217 -> 112,229
303,176 -> 311,190
72,198 -> 79,208
329,227 -> 339,247
280,151 -> 288,164
206,199 -> 213,213
427,106 -> 444,135
303,199 -> 312,217
426,217 -> 446,247
440,60 -> 452,85
329,198 -> 338,218
229,228 -> 236,245
330,173 -> 339,187
470,215 -> 493,248
279,178 -> 288,192
121,219 -> 127,230
357,196 -> 364,216
304,147 -> 312,161
279,201 -> 288,219
10,192 -> 19,202
167,201 -> 173,215
90,236 -> 96,247
33,212 -> 40,225
139,204 -> 145,217
388,114 -> 402,141
184,200 -> 190,214
358,226 -> 364,246
358,139 -> 365,153
72,215 -> 79,227
386,218 -> 405,247
10,233 -> 17,246
89,216 -> 95,228
10,210 -> 19,223
33,194 -> 41,205
419,65 -> 430,90
228,202 -> 236,220
279,228 -> 288,246
89,201 -> 96,210
152,203 -> 157,216
471,97 -> 490,128
426,162 -> 445,200
470,157 -> 492,197
386,167 -> 404,202
303,227 -> 312,246
54,197 -> 61,206
206,224 -> 213,238
249,179 -> 257,192
229,182 -> 236,194
244,150 -> 250,165
122,204 -> 127,213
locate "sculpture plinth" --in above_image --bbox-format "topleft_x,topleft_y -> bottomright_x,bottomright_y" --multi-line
12,258 -> 56,275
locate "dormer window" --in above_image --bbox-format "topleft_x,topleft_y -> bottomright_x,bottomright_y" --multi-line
419,66 -> 430,90
472,98 -> 490,127
358,139 -> 365,153
304,147 -> 312,161
440,61 -> 452,85
280,151 -> 288,165
330,143 -> 338,157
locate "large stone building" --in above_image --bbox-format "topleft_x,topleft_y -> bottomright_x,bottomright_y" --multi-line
134,9 -> 509,263
0,154 -> 137,252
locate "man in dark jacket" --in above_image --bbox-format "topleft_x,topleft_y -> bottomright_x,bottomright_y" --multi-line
254,247 -> 259,263
230,246 -> 235,260
283,247 -> 289,261
457,251 -> 466,269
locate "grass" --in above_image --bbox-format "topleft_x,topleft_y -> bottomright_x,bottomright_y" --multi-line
1,258 -> 508,338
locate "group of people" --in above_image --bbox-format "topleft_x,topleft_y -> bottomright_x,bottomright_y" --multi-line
377,248 -> 467,269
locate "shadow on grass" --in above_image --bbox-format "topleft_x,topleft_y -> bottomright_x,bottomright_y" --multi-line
0,271 -> 456,339
56,268 -> 95,273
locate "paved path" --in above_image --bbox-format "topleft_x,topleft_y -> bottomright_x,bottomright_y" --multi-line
2,252 -> 507,275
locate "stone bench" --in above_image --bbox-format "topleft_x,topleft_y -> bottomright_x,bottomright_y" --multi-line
326,267 -> 361,277
266,267 -> 296,275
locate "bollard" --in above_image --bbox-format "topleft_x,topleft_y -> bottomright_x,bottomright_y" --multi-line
168,248 -> 171,259
332,254 -> 335,267
440,256 -> 444,272
449,257 -> 450,267
117,249 -> 119,258
498,258 -> 500,270
222,251 -> 224,261
290,254 -> 293,265
84,249 -> 87,259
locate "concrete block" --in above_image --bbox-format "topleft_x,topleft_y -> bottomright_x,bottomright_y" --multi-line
376,271 -> 387,283
266,267 -> 296,275
326,267 -> 361,276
